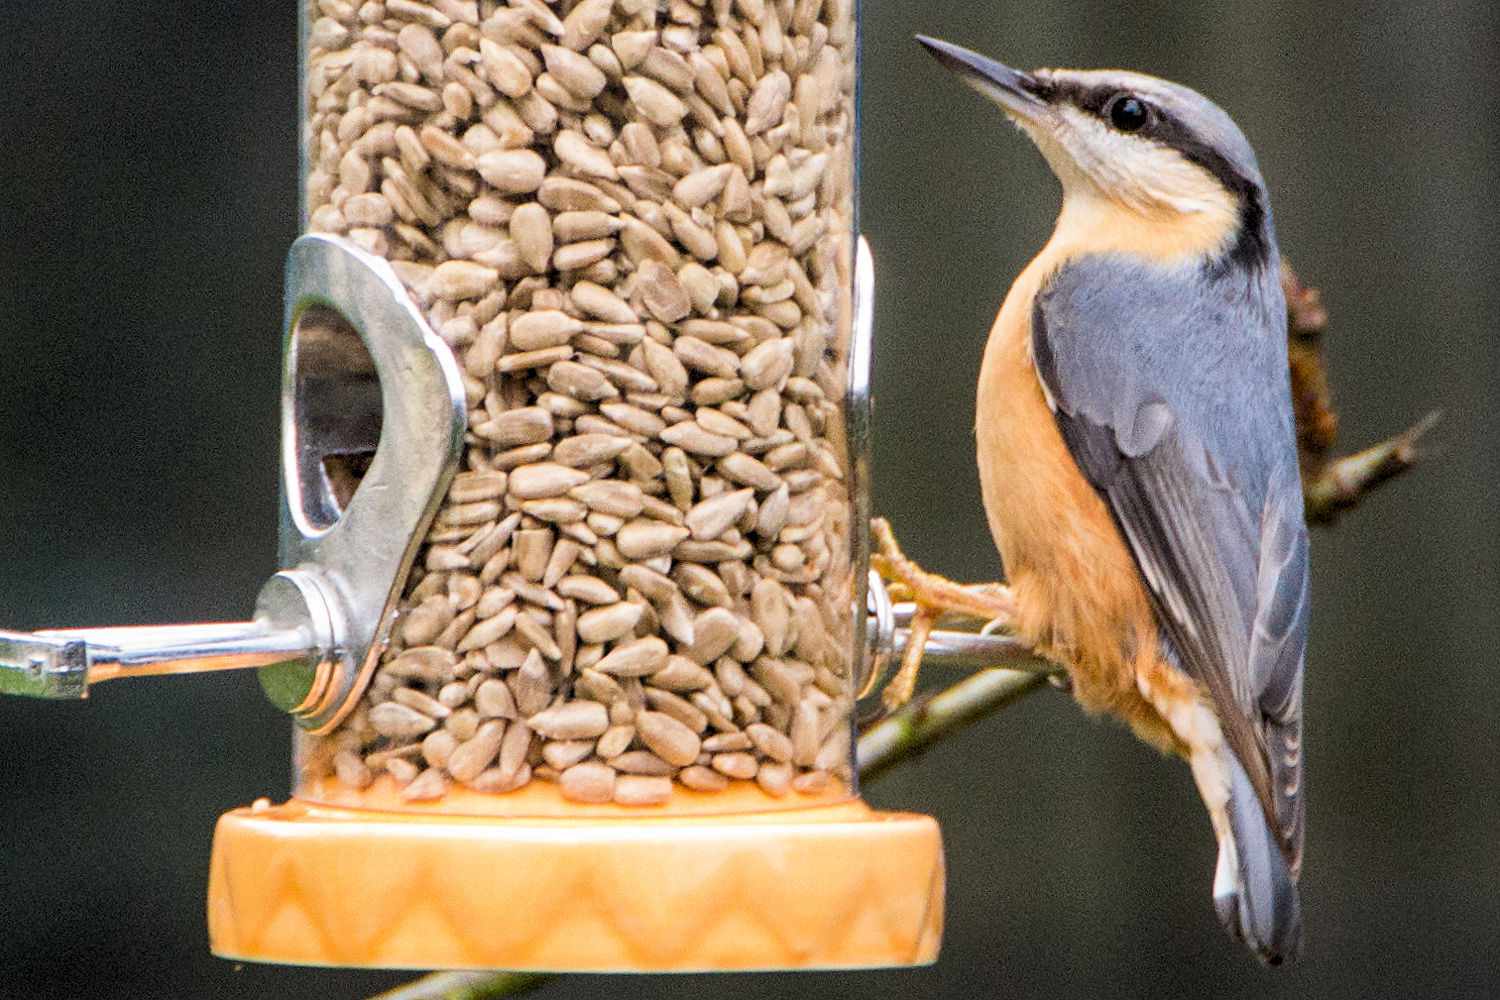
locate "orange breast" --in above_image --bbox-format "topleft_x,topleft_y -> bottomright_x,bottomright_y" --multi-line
974,244 -> 1181,753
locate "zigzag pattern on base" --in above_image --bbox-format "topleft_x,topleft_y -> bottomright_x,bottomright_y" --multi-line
207,797 -> 945,971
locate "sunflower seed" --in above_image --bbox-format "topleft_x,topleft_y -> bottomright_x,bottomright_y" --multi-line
552,432 -> 632,467
370,702 -> 439,740
559,760 -> 616,803
615,519 -> 690,559
596,723 -> 635,758
650,654 -> 715,691
476,148 -> 548,193
401,767 -> 449,801
660,421 -> 737,458
334,750 -> 374,789
385,646 -> 458,683
310,0 -> 857,803
637,259 -> 692,323
634,709 -> 701,766
686,488 -> 754,540
446,719 -> 507,781
609,750 -> 676,776
547,359 -> 619,400
393,686 -> 452,719
475,677 -> 518,718
576,601 -> 645,643
509,462 -> 591,499
709,752 -> 758,780
613,773 -> 672,805
528,700 -> 610,740
756,760 -> 793,796
679,764 -> 729,792
542,739 -> 596,770
542,44 -> 608,99
594,635 -> 669,676
623,75 -> 688,126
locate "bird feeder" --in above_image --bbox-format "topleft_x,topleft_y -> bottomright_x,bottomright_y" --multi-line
0,0 -> 1016,975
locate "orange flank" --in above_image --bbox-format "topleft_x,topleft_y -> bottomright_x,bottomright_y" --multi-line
975,221 -> 1204,756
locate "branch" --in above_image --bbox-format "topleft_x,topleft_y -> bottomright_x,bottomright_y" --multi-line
370,973 -> 550,1000
857,669 -> 1049,781
1284,258 -> 1434,521
1304,411 -> 1441,524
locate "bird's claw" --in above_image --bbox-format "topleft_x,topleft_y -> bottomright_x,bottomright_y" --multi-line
870,517 -> 1017,713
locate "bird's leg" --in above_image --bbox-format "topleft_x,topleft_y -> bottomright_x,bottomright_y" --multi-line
871,518 -> 1016,621
870,518 -> 1016,713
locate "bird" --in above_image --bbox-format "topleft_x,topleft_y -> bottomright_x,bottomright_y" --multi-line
884,36 -> 1310,964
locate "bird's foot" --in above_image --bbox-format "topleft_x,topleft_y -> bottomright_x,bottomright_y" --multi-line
870,517 -> 1016,714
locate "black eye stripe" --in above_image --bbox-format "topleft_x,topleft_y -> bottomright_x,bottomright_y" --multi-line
1028,78 -> 1116,117
1030,73 -> 1271,268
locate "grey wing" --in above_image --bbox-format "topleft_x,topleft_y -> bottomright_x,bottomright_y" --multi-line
1032,256 -> 1308,870
1249,481 -> 1309,871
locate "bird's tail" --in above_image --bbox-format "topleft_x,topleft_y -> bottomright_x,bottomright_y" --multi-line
1213,751 -> 1303,965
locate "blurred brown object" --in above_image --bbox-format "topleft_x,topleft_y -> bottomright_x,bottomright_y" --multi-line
1283,258 -> 1437,524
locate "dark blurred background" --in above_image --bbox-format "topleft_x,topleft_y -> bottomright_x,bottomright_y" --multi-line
2,2 -> 1497,998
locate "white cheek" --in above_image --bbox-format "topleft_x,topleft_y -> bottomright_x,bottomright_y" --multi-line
1018,118 -> 1094,193
1055,107 -> 1232,216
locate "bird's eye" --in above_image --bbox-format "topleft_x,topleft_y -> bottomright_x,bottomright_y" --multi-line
1107,94 -> 1149,132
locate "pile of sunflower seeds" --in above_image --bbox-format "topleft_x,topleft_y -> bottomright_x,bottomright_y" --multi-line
300,0 -> 857,806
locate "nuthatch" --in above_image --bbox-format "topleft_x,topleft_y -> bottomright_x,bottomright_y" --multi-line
898,37 -> 1309,964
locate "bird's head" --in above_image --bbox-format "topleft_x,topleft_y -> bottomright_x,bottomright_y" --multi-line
917,35 -> 1272,266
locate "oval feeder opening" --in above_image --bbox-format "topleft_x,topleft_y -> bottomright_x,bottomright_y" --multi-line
288,303 -> 382,533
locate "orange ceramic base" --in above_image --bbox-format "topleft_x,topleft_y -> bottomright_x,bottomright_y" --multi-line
207,792 -> 944,972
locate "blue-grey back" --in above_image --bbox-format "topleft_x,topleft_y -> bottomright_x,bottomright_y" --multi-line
1032,248 -> 1308,869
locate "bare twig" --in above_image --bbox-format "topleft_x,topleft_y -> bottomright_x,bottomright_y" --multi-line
857,668 -> 1049,781
370,972 -> 550,1000
1304,411 -> 1442,524
1283,258 -> 1434,521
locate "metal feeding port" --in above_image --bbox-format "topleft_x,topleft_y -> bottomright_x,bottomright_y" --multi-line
0,234 -> 1024,720
0,234 -> 1027,974
0,234 -> 467,733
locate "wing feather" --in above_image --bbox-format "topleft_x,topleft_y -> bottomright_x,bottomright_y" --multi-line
1031,255 -> 1308,869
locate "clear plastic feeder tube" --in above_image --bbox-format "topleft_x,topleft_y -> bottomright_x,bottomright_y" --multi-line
297,0 -> 862,815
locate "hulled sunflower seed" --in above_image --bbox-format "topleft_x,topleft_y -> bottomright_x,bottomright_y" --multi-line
615,519 -> 690,559
711,751 -> 759,780
476,148 -> 548,193
613,773 -> 673,805
370,702 -> 439,740
528,700 -> 610,740
634,709 -> 701,766
447,719 -> 507,782
509,461 -> 592,499
679,764 -> 729,792
594,635 -> 670,676
559,760 -> 616,803
685,488 -> 754,540
576,601 -> 645,643
609,750 -> 676,776
307,0 -> 857,804
596,723 -> 635,758
623,75 -> 688,127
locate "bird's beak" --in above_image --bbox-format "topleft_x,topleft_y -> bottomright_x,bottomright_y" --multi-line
916,35 -> 1049,126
